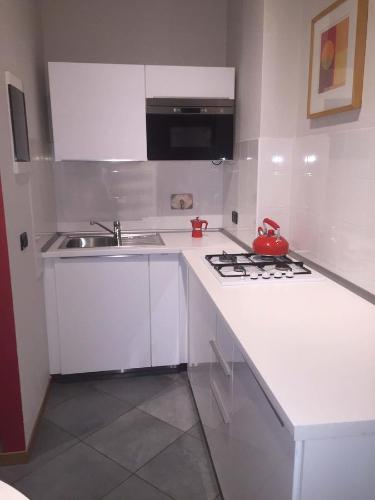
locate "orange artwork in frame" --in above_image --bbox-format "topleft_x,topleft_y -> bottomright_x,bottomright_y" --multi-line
307,0 -> 368,118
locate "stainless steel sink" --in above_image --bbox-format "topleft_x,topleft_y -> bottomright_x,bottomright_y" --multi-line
59,232 -> 164,249
121,233 -> 164,246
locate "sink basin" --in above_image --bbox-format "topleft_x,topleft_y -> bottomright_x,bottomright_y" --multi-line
60,235 -> 115,249
121,233 -> 164,246
59,233 -> 164,249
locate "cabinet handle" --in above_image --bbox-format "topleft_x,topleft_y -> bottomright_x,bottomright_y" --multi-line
209,340 -> 231,377
210,380 -> 231,424
246,363 -> 285,428
59,254 -> 146,260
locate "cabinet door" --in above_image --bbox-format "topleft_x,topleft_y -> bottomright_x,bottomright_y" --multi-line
49,62 -> 147,161
210,316 -> 234,421
149,254 -> 180,367
145,65 -> 235,99
187,270 -> 217,426
201,316 -> 234,500
55,256 -> 150,374
230,347 -> 295,500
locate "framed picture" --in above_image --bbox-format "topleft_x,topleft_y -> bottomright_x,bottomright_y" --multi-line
307,0 -> 368,118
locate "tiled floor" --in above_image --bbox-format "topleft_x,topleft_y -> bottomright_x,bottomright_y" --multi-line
0,372 -> 222,500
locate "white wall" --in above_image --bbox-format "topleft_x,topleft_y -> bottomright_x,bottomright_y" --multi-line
227,0 -> 375,294
290,0 -> 375,293
41,0 -> 227,67
227,0 -> 264,142
254,0 -> 302,241
41,0 -> 228,231
260,0 -> 302,138
0,0 -> 57,445
223,0 -> 262,244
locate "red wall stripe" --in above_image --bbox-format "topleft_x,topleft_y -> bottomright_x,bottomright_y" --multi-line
0,175 -> 25,452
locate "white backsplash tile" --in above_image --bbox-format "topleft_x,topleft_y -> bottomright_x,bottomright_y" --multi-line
223,139 -> 258,245
290,128 -> 375,294
55,160 -> 223,231
256,138 -> 293,238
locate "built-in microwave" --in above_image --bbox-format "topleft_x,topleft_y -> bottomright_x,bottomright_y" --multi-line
146,98 -> 234,161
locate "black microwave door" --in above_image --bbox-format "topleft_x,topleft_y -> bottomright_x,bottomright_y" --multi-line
146,113 -> 233,161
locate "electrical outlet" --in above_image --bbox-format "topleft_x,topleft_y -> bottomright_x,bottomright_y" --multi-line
232,210 -> 238,224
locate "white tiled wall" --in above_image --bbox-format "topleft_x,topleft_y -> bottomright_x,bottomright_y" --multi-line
223,0 -> 375,296
290,129 -> 375,294
223,140 -> 258,246
54,160 -> 224,232
257,138 -> 294,239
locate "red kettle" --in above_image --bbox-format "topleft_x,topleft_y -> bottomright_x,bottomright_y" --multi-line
191,217 -> 208,238
252,218 -> 289,256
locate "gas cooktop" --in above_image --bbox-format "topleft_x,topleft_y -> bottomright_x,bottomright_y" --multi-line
205,251 -> 323,285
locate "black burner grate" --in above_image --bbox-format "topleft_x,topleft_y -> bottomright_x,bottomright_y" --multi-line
205,252 -> 311,278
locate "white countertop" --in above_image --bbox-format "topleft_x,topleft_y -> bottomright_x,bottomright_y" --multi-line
43,230 -> 375,442
42,230 -> 242,258
183,248 -> 375,441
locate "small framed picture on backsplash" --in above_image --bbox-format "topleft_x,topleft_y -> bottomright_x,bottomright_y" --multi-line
170,194 -> 193,210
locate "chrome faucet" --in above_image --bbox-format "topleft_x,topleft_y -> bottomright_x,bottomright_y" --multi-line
89,220 -> 122,246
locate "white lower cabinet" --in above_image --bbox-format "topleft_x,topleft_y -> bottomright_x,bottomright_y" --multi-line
187,270 -> 217,426
186,267 -> 375,500
45,253 -> 182,375
149,254 -> 180,367
188,270 -> 294,500
54,256 -> 151,374
187,269 -> 375,500
229,347 -> 295,500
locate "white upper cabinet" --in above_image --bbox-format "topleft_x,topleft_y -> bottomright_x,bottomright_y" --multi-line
48,62 -> 147,161
145,65 -> 235,99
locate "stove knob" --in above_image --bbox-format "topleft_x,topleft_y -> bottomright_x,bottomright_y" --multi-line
262,271 -> 270,279
286,270 -> 294,278
250,272 -> 258,280
274,271 -> 283,279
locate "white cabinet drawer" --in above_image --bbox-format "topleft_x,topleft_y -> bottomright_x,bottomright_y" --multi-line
187,271 -> 216,427
209,317 -> 233,424
230,347 -> 295,500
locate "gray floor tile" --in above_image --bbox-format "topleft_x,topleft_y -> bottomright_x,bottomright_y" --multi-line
92,374 -> 175,406
139,383 -> 198,431
14,442 -> 130,500
103,475 -> 172,500
45,381 -> 92,410
138,433 -> 219,500
0,419 -> 77,483
85,408 -> 182,472
45,387 -> 133,438
167,372 -> 189,386
187,422 -> 205,442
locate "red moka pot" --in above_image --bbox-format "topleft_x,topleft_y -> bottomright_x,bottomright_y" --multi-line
252,218 -> 289,256
191,217 -> 208,238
